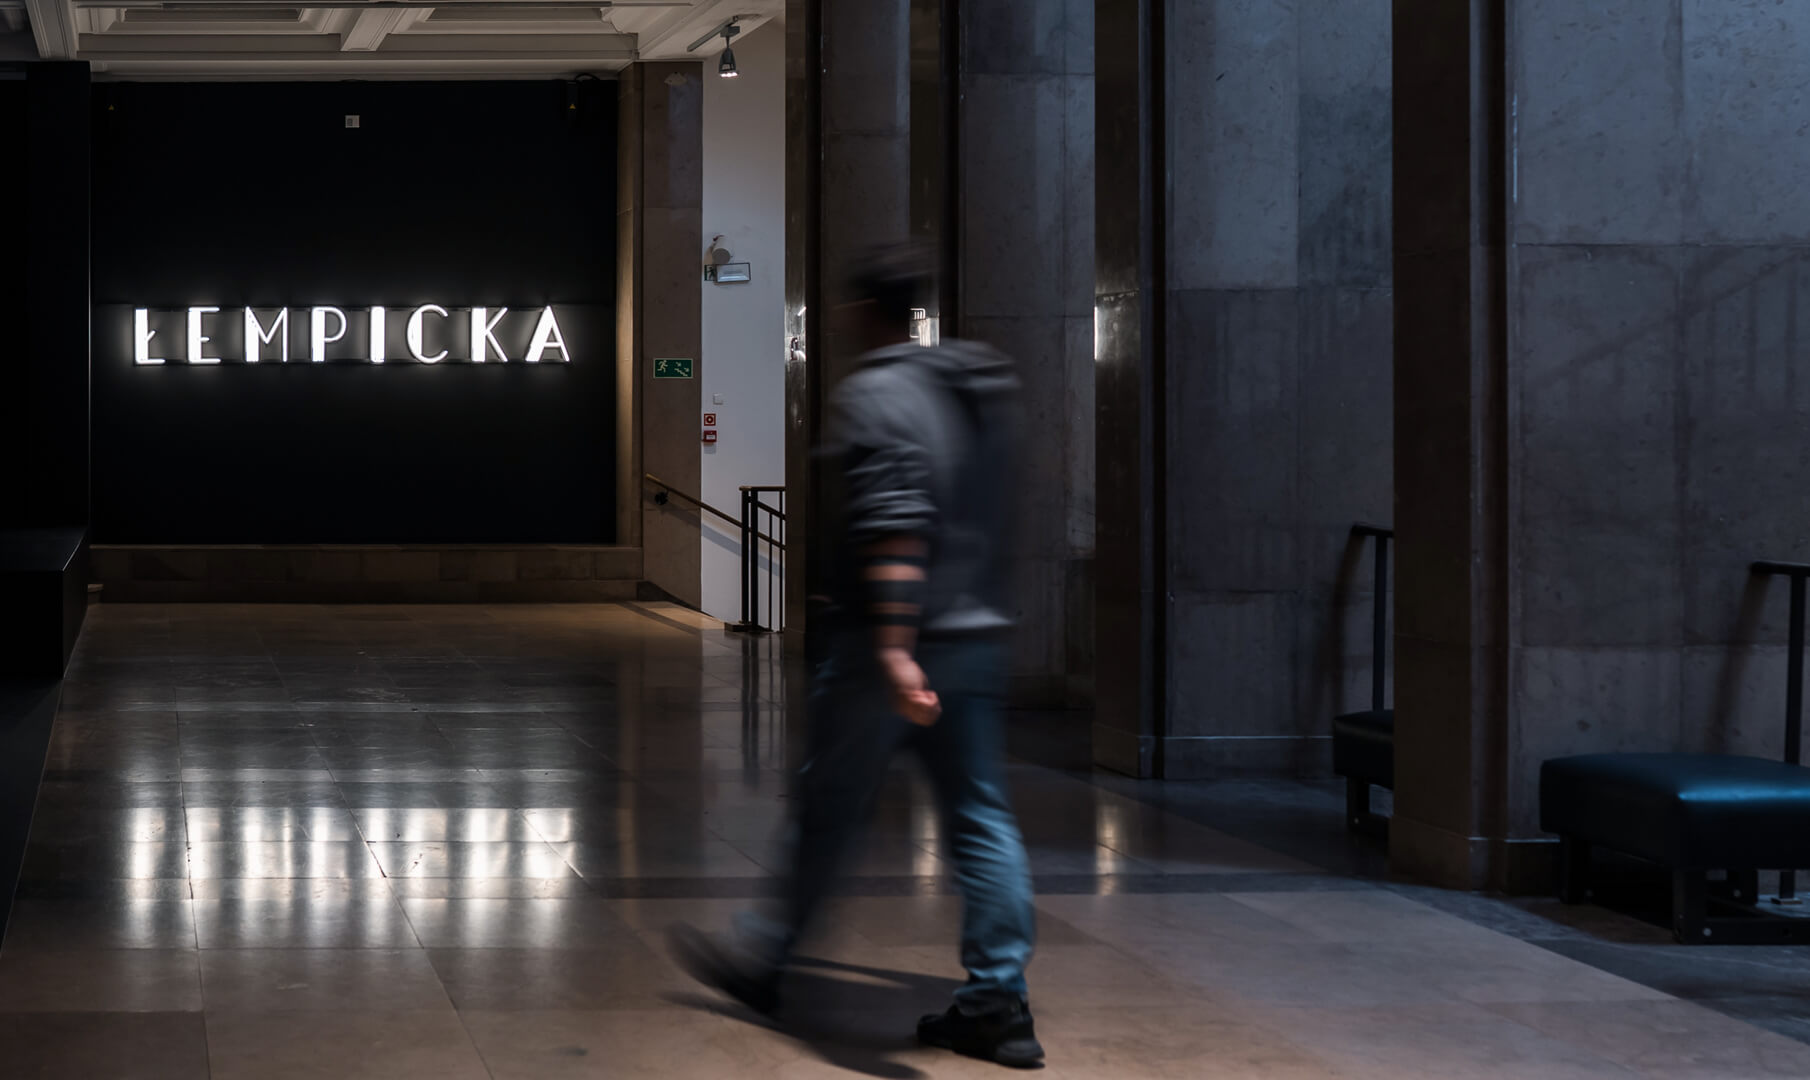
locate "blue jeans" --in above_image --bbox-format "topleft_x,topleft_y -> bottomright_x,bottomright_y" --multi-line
743,636 -> 1036,1009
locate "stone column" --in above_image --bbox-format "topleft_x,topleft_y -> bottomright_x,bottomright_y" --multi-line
1092,0 -> 1166,775
619,62 -> 705,607
819,0 -> 911,383
1094,1 -> 1393,778
1395,0 -> 1810,892
1388,0 -> 1512,888
784,0 -> 912,636
958,0 -> 1095,707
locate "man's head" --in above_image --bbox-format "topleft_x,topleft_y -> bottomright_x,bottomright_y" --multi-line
842,241 -> 936,351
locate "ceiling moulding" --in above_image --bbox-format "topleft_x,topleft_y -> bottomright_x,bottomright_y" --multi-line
625,0 -> 778,61
25,0 -> 80,57
340,6 -> 413,51
95,8 -> 331,33
76,28 -> 634,53
414,7 -> 618,35
88,58 -> 632,79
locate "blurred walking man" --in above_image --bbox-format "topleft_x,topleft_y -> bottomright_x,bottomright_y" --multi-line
669,243 -> 1042,1068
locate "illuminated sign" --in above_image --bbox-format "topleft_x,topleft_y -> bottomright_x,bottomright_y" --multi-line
131,305 -> 572,365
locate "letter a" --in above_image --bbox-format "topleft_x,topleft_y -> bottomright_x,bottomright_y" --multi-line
523,307 -> 571,363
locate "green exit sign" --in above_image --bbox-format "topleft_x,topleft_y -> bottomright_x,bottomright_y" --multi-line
653,357 -> 694,379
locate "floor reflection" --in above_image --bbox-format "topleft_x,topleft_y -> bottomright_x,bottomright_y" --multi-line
0,602 -> 1800,1078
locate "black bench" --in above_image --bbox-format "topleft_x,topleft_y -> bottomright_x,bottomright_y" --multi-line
1333,523 -> 1392,834
1542,560 -> 1810,944
0,680 -> 61,943
0,529 -> 86,942
0,528 -> 90,679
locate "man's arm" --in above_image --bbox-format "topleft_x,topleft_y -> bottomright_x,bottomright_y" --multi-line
865,534 -> 939,725
832,377 -> 941,723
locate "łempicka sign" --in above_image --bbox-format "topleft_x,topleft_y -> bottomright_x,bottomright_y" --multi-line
130,305 -> 573,365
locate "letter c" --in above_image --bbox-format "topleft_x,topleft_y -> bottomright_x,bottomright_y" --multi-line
406,304 -> 450,364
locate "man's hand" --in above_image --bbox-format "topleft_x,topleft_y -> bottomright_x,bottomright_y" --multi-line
878,646 -> 941,726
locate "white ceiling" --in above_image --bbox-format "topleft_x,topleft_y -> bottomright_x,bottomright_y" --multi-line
0,0 -> 780,78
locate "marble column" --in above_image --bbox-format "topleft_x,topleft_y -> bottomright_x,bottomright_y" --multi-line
1092,0 -> 1165,776
1388,0 -> 1512,889
958,0 -> 1095,707
1395,0 -> 1810,891
1094,0 -> 1394,778
820,0 -> 912,385
618,62 -> 704,607
783,0 -> 912,636
783,0 -> 817,644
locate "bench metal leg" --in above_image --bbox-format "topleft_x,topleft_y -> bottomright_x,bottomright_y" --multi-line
1674,870 -> 1711,944
1558,836 -> 1590,904
1345,778 -> 1370,830
1343,777 -> 1389,839
1710,869 -> 1761,905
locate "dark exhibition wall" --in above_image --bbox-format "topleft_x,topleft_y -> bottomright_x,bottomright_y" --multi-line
0,79 -> 25,525
90,79 -> 619,544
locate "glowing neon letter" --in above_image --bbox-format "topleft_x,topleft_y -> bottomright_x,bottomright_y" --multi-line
469,306 -> 508,363
407,304 -> 449,364
245,308 -> 289,363
369,306 -> 386,364
134,309 -> 166,366
310,307 -> 347,363
523,307 -> 572,363
186,306 -> 222,364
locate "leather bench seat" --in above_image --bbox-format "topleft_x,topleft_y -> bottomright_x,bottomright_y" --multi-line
1333,708 -> 1394,789
1542,753 -> 1810,870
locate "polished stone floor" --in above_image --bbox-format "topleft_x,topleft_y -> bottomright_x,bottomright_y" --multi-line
3,603 -> 1808,1078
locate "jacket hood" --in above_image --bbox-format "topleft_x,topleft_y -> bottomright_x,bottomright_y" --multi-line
860,339 -> 1019,400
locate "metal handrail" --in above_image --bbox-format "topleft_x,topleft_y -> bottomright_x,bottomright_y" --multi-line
1751,560 -> 1810,902
740,485 -> 788,522
738,487 -> 786,633
1353,523 -> 1393,713
1751,560 -> 1810,768
643,474 -> 783,550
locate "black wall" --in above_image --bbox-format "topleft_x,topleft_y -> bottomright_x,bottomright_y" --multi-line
91,80 -> 617,543
0,78 -> 25,525
3,68 -> 91,533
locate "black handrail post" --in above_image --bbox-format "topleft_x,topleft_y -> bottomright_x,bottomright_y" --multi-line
1752,559 -> 1810,903
1789,572 -> 1805,768
740,489 -> 755,631
1373,533 -> 1389,714
1785,573 -> 1806,902
779,489 -> 787,633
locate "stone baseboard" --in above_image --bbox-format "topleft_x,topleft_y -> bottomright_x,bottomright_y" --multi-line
1389,814 -> 1561,894
1157,734 -> 1335,779
93,544 -> 644,603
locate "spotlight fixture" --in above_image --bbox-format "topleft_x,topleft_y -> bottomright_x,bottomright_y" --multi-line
688,14 -> 746,78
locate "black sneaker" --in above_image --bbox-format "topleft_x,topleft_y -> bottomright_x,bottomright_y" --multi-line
917,1002 -> 1045,1069
665,922 -> 782,1016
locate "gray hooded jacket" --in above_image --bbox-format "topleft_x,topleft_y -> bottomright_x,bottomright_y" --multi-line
824,339 -> 1021,639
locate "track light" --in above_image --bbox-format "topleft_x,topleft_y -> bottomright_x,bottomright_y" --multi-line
687,16 -> 744,77
718,24 -> 739,78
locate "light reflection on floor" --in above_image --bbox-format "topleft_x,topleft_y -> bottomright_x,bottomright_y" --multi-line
0,602 -> 1804,1078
